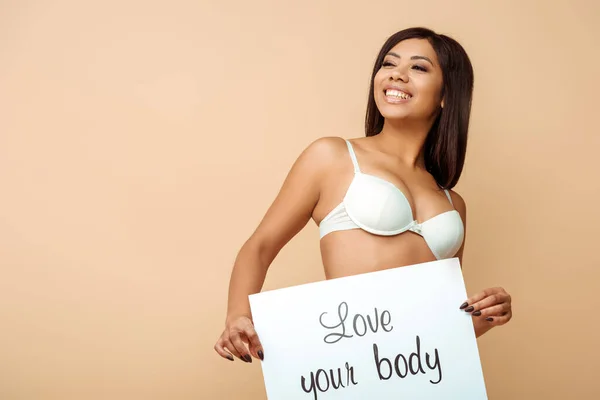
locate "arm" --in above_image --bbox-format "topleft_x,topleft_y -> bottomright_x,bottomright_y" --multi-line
215,137 -> 342,362
451,190 -> 513,338
225,138 -> 335,324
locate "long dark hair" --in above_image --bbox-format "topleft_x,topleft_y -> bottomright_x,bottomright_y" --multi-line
365,27 -> 474,189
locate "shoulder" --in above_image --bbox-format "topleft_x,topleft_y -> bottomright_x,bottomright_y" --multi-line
294,136 -> 351,170
300,136 -> 350,158
448,189 -> 467,221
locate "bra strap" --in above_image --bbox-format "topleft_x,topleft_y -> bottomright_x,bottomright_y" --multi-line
345,140 -> 361,173
443,189 -> 454,206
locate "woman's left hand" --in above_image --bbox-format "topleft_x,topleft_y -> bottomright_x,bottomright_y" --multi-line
460,287 -> 512,333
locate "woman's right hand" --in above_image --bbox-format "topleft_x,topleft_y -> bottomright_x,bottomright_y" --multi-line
214,315 -> 264,363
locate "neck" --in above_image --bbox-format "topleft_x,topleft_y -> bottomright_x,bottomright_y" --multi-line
371,118 -> 435,168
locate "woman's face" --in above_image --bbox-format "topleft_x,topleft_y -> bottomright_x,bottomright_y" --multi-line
374,38 -> 444,123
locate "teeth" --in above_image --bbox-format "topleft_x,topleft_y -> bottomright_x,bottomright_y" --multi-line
386,89 -> 411,99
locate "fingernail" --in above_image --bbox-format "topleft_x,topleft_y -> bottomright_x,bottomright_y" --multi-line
226,355 -> 234,361
486,317 -> 493,322
464,306 -> 474,312
243,354 -> 252,363
472,310 -> 481,316
459,302 -> 468,309
257,350 -> 264,361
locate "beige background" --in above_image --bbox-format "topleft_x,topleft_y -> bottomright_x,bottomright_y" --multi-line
1,0 -> 599,399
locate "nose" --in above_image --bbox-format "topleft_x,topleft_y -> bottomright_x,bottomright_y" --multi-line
390,66 -> 408,82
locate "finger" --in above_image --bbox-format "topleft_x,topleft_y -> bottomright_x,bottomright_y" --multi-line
222,337 -> 244,361
214,340 -> 235,361
483,311 -> 512,326
471,303 -> 507,318
230,331 -> 253,363
244,324 -> 264,360
465,292 -> 510,315
460,288 -> 494,308
460,287 -> 506,310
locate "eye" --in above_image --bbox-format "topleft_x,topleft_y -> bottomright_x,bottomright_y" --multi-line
382,61 -> 395,67
412,64 -> 428,72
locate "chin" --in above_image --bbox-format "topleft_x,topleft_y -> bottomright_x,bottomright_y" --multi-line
378,107 -> 412,121
377,102 -> 434,123
376,98 -> 413,118
381,114 -> 411,123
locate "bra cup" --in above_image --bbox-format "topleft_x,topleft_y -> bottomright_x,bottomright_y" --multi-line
420,211 -> 465,259
343,174 -> 414,235
318,140 -> 465,258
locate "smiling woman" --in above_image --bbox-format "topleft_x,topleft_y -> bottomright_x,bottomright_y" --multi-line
214,27 -> 512,364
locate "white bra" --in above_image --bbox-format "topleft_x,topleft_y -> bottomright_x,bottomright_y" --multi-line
319,140 -> 464,260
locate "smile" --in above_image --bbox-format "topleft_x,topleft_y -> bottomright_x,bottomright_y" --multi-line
384,88 -> 412,104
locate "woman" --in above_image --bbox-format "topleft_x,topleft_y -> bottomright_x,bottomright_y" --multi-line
214,27 -> 513,364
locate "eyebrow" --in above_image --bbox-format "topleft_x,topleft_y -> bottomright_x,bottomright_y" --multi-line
386,51 -> 434,66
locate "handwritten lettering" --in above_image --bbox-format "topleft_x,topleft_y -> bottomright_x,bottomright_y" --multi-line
319,302 -> 353,344
300,362 -> 358,400
319,301 -> 394,344
373,336 -> 442,384
298,302 -> 445,398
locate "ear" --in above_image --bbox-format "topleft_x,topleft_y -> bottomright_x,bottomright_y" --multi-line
441,98 -> 445,109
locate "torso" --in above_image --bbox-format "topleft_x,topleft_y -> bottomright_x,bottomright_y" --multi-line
311,137 -> 464,280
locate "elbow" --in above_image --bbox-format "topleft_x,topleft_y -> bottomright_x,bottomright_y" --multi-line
241,235 -> 280,271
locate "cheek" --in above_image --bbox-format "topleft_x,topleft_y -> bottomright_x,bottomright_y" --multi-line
373,72 -> 385,91
416,81 -> 443,107
373,75 -> 386,101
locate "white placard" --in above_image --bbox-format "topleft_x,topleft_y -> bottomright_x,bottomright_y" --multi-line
249,257 -> 487,399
